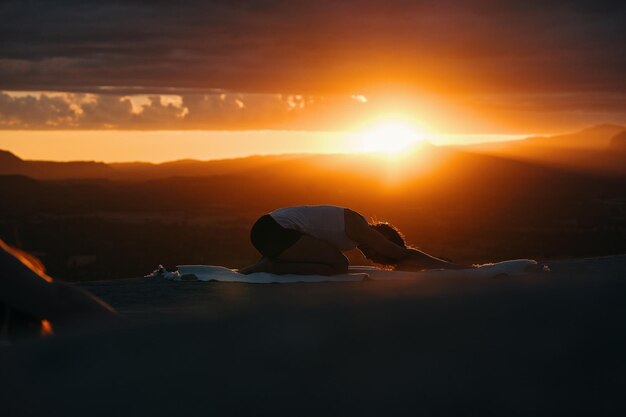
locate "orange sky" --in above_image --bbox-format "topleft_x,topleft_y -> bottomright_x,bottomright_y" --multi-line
1,87 -> 621,162
0,129 -> 527,163
0,89 -> 535,162
0,88 -> 619,162
1,2 -> 624,161
0,88 -> 623,162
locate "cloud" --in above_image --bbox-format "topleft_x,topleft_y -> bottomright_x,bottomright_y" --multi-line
0,1 -> 624,131
0,92 -> 77,128
0,91 -> 372,130
3,89 -> 623,133
0,1 -> 624,96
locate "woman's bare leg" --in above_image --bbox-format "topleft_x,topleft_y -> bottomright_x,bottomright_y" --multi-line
273,235 -> 349,275
241,236 -> 349,276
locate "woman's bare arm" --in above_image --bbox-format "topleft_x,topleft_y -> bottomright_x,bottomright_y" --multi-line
344,210 -> 470,270
344,209 -> 410,260
395,249 -> 469,271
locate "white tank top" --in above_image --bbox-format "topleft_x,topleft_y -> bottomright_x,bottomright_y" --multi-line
269,205 -> 358,251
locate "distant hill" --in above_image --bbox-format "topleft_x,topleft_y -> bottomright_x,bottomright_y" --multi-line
467,124 -> 625,152
1,144 -> 624,280
522,124 -> 625,150
608,131 -> 626,152
0,145 -> 619,217
465,124 -> 626,176
1,125 -> 625,181
0,150 -> 114,180
0,149 -> 22,166
108,154 -> 309,180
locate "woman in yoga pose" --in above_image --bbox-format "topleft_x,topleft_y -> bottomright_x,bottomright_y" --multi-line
240,205 -> 466,275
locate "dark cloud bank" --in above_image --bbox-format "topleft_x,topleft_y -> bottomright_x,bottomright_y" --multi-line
0,0 -> 624,130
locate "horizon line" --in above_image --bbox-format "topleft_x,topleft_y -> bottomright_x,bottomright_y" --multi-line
0,124 -> 622,164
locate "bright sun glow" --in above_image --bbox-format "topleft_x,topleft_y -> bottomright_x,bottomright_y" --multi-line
357,121 -> 426,153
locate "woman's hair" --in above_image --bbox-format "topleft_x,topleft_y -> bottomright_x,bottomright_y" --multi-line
362,222 -> 407,266
370,222 -> 406,248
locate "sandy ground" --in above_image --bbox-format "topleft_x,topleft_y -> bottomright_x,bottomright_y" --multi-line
1,256 -> 625,416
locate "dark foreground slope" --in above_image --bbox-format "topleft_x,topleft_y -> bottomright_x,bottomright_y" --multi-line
1,256 -> 625,416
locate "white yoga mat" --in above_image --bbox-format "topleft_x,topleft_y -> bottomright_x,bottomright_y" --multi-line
146,259 -> 543,283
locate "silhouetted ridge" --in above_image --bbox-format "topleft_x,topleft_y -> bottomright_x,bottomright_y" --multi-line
579,124 -> 626,136
522,124 -> 625,149
464,125 -> 626,176
1,125 -> 625,181
0,149 -> 114,179
0,149 -> 23,165
608,131 -> 626,152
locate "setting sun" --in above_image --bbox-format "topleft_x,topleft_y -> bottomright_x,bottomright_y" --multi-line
356,121 -> 427,153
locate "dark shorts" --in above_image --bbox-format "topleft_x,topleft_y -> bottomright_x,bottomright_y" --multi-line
250,214 -> 303,259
